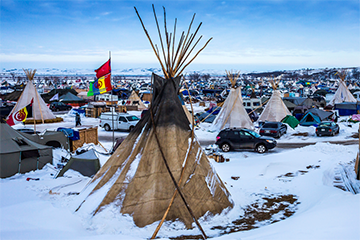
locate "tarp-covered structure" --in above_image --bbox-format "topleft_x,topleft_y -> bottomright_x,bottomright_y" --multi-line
76,8 -> 232,237
56,149 -> 100,178
0,123 -> 53,178
334,102 -> 360,116
211,71 -> 254,130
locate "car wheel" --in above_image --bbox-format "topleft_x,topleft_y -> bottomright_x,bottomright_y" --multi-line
221,143 -> 231,152
256,144 -> 267,154
129,126 -> 134,132
55,108 -> 59,112
104,124 -> 111,131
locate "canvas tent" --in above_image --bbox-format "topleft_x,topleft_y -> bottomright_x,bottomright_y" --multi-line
124,90 -> 147,110
7,69 -> 56,124
258,80 -> 291,122
329,71 -> 357,106
211,71 -> 254,130
76,7 -> 232,239
56,149 -> 100,178
299,108 -> 334,126
0,123 -> 53,178
58,92 -> 85,104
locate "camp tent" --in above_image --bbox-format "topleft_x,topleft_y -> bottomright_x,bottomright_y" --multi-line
299,108 -> 333,126
281,115 -> 300,129
56,149 -> 100,178
0,123 -> 53,178
76,7 -> 232,239
7,69 -> 56,124
58,92 -> 85,104
258,80 -> 291,122
329,71 -> 357,106
211,71 -> 254,131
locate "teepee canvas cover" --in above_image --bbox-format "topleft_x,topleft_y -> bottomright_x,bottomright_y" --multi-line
76,7 -> 232,237
211,71 -> 254,130
329,72 -> 356,106
76,74 -> 232,228
258,90 -> 291,122
7,70 -> 55,123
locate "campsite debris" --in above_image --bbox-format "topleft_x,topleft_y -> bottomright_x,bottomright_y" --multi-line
292,132 -> 309,137
207,153 -> 229,163
26,177 -> 39,181
211,194 -> 299,235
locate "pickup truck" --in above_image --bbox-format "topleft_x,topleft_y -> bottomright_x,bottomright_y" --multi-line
99,112 -> 140,131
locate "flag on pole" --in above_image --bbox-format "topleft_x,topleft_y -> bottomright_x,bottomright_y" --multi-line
87,73 -> 112,96
95,59 -> 111,79
6,103 -> 31,126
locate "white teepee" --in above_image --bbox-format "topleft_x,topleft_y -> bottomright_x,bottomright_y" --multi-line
211,71 -> 254,130
126,90 -> 147,110
258,79 -> 291,122
329,72 -> 357,106
8,69 -> 56,123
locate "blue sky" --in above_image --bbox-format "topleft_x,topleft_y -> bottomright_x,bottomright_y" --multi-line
1,0 -> 359,72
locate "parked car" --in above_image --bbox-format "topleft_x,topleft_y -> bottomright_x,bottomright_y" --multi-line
215,128 -> 277,153
316,121 -> 340,136
99,112 -> 140,131
49,102 -> 72,112
259,122 -> 287,138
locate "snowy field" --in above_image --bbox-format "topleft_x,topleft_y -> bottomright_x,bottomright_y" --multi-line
1,104 -> 360,240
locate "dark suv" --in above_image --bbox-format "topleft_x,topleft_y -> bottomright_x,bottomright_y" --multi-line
49,102 -> 72,112
259,122 -> 287,138
215,128 -> 277,153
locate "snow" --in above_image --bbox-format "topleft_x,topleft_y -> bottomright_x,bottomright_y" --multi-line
1,108 -> 360,240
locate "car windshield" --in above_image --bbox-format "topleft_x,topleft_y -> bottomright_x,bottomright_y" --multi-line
245,129 -> 260,138
319,122 -> 331,127
126,116 -> 139,121
263,123 -> 278,128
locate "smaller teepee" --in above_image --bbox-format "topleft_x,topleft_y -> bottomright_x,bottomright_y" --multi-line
125,90 -> 147,110
329,71 -> 357,106
258,78 -> 291,122
211,71 -> 254,130
7,69 -> 56,124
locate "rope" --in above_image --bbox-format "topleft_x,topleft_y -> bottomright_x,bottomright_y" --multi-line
149,78 -> 207,240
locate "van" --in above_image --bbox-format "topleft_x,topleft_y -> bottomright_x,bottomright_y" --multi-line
99,112 -> 140,131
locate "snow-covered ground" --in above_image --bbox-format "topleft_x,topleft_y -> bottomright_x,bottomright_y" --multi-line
1,104 -> 360,240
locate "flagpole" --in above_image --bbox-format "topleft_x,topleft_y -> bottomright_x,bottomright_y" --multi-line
110,51 -> 115,152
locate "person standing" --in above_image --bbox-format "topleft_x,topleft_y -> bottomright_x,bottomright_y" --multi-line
75,112 -> 81,127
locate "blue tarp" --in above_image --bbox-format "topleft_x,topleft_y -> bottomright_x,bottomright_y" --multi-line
57,128 -> 80,140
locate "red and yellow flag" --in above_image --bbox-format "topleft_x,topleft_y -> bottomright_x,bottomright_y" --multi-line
7,106 -> 29,126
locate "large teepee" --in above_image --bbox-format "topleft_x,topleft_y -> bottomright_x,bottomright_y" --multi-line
258,78 -> 291,122
76,6 -> 233,239
7,69 -> 56,123
211,71 -> 254,130
329,71 -> 357,106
